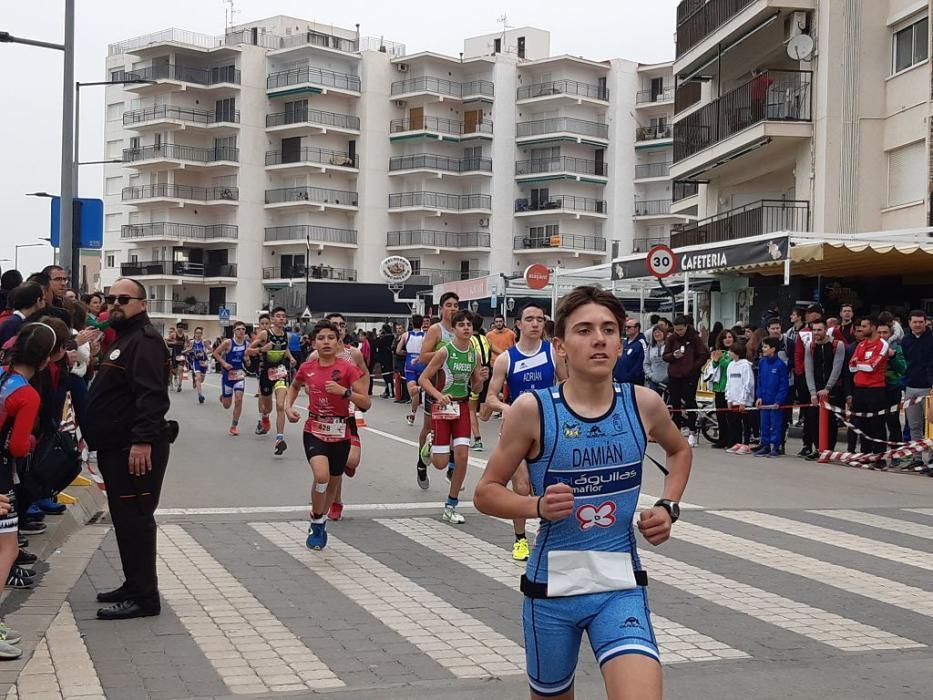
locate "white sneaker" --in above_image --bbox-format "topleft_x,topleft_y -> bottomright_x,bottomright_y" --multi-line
0,623 -> 21,645
442,505 -> 465,525
734,444 -> 752,455
0,641 -> 21,660
725,444 -> 739,454
687,433 -> 698,448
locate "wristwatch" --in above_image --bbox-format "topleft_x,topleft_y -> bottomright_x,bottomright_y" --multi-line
654,499 -> 680,524
343,388 -> 352,399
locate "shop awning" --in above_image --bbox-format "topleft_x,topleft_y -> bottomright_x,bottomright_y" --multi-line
749,239 -> 933,277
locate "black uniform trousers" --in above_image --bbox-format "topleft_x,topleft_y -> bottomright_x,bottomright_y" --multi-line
98,441 -> 170,599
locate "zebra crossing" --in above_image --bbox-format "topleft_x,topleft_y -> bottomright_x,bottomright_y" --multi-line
64,505 -> 933,698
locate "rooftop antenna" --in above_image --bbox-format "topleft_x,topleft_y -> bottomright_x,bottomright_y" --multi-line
224,0 -> 238,29
497,13 -> 513,55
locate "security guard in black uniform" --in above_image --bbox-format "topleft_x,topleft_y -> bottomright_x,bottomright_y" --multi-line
83,277 -> 172,620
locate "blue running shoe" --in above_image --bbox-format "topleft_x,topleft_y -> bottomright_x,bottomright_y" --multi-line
198,394 -> 205,404
306,522 -> 327,550
25,505 -> 43,519
34,498 -> 66,515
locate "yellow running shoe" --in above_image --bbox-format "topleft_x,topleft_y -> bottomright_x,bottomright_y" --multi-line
512,537 -> 529,561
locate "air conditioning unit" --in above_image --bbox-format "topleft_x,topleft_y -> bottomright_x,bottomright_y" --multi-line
396,63 -> 409,72
479,217 -> 489,228
785,11 -> 809,39
393,100 -> 406,108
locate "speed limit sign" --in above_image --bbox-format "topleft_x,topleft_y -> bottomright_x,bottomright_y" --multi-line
646,244 -> 677,279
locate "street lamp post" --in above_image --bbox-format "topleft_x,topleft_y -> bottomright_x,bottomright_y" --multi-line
14,242 -> 48,270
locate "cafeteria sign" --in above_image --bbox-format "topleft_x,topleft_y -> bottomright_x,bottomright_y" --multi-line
612,236 -> 789,280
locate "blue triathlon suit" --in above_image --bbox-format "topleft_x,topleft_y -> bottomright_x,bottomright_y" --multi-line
221,339 -> 248,397
190,340 -> 209,375
522,382 -> 656,697
404,330 -> 426,383
505,341 -> 556,403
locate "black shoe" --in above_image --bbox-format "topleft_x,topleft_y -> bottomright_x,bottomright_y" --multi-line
96,585 -> 131,603
11,566 -> 36,579
796,446 -> 813,458
97,597 -> 161,620
19,522 -> 46,535
15,549 -> 37,566
805,451 -> 820,462
274,439 -> 287,456
6,571 -> 34,589
17,536 -> 28,548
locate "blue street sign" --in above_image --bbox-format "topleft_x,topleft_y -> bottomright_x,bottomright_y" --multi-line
49,197 -> 104,249
218,307 -> 231,321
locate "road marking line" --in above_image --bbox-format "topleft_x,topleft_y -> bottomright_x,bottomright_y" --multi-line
157,502 -> 476,516
674,520 -> 933,619
158,524 -> 343,694
809,509 -> 933,542
378,517 -> 748,664
904,508 -> 933,518
711,510 -> 933,573
15,602 -> 105,699
252,521 -> 526,679
362,426 -> 703,510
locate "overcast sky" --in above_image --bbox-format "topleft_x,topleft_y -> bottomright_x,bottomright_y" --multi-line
0,0 -> 676,279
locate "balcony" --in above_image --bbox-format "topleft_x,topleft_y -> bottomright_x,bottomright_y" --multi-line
390,77 -> 494,101
148,299 -> 238,316
121,184 -> 238,205
388,192 -> 491,213
632,237 -> 670,253
265,108 -> 360,135
514,195 -> 607,218
262,266 -> 357,281
513,233 -> 607,254
635,125 -> 673,144
636,87 -> 674,105
673,180 -> 700,201
264,225 -> 358,247
515,156 -> 608,183
122,144 -> 239,169
634,199 -> 674,218
410,268 -> 489,285
266,66 -> 361,96
264,186 -> 358,210
123,105 -> 240,131
274,29 -> 359,55
125,64 -> 241,88
388,154 -> 492,176
386,230 -> 490,250
120,260 -> 238,279
120,223 -> 238,242
634,162 -> 672,180
674,70 -> 812,169
265,146 -> 358,172
515,117 -> 609,146
670,199 -> 809,247
389,116 -> 493,141
516,79 -> 610,104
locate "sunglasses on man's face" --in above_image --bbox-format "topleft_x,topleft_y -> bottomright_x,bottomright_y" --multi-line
105,294 -> 145,306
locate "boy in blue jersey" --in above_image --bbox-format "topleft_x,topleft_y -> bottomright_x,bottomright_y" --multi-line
482,302 -> 566,561
396,314 -> 430,426
186,326 -> 210,404
476,286 -> 692,700
213,321 -> 249,436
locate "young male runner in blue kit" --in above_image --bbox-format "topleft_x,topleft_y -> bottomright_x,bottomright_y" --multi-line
187,327 -> 210,404
212,321 -> 249,436
475,285 -> 692,700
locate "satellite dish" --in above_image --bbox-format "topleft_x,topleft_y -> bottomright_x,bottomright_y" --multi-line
786,34 -> 814,61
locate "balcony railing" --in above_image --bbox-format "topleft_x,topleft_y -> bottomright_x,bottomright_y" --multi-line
265,108 -> 360,130
673,180 -> 700,201
636,87 -> 674,104
147,299 -> 238,315
121,184 -> 239,202
264,225 -> 358,245
120,223 -> 238,241
670,199 -> 810,247
386,230 -> 490,248
390,76 -> 494,98
388,192 -> 491,211
517,79 -> 609,101
266,66 -> 361,92
265,186 -> 358,206
514,195 -> 607,214
516,117 -> 609,140
674,70 -> 812,163
513,233 -> 606,252
676,0 -> 757,58
632,237 -> 670,252
515,156 -> 607,177
389,154 -> 492,173
126,63 -> 241,85
389,116 -> 493,136
265,146 -> 357,168
634,162 -> 671,179
123,105 -> 240,126
675,81 -> 703,113
122,144 -> 239,163
278,30 -> 359,53
634,199 -> 673,216
636,125 -> 673,141
410,268 -> 489,285
262,265 -> 357,281
120,260 -> 238,277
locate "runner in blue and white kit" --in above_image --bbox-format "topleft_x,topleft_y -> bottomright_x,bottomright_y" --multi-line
476,286 -> 691,700
482,302 -> 566,561
212,321 -> 249,436
186,326 -> 210,405
396,314 -> 430,426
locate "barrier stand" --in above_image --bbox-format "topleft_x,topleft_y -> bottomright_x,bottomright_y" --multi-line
926,396 -> 933,440
818,403 -> 830,463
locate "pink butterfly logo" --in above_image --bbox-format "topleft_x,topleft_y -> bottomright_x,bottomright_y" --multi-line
576,502 -> 617,530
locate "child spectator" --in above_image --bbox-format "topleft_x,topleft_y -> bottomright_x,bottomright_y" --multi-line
755,337 -> 789,458
724,341 -> 755,454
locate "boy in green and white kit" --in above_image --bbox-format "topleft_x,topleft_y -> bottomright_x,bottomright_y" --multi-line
419,311 -> 485,523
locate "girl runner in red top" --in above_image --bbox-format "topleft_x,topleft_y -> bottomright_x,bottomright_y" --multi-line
286,320 -> 370,551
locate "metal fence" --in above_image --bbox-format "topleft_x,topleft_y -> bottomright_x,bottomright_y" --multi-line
120,223 -> 238,240
671,199 -> 810,246
264,225 -> 358,245
514,195 -> 607,214
386,230 -> 490,248
265,186 -> 358,206
513,233 -> 606,251
388,192 -> 492,210
123,144 -> 239,163
265,146 -> 357,168
123,105 -> 240,126
389,154 -> 492,173
516,117 -> 609,139
517,79 -> 609,101
266,108 -> 360,130
121,184 -> 239,201
515,156 -> 607,177
266,66 -> 361,91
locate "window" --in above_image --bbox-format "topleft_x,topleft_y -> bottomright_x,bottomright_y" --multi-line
105,251 -> 116,268
105,176 -> 123,195
517,36 -> 525,59
106,102 -> 124,121
887,141 -> 925,206
106,139 -> 123,158
493,38 -> 501,54
105,213 -> 121,231
110,70 -> 125,82
893,17 -> 928,73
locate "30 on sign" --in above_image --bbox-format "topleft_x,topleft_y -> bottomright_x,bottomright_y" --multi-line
646,245 -> 677,278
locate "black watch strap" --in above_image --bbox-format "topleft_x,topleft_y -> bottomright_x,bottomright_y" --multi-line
343,388 -> 352,399
654,499 -> 680,523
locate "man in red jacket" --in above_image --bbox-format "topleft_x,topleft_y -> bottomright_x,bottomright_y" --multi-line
848,316 -> 889,456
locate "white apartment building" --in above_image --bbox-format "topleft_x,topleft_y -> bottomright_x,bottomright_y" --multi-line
670,0 -> 933,248
101,17 -> 684,332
